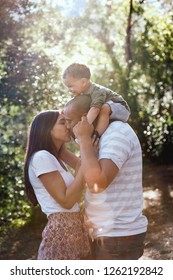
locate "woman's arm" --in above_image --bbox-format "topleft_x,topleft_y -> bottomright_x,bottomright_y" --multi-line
39,167 -> 85,209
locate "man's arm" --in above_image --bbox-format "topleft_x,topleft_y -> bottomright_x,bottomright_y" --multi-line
73,116 -> 119,193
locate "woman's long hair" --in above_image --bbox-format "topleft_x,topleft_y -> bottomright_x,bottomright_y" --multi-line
24,110 -> 60,206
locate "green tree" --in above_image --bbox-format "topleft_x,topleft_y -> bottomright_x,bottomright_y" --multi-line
130,2 -> 173,161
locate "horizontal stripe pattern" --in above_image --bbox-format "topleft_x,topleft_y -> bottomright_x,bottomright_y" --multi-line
85,121 -> 148,237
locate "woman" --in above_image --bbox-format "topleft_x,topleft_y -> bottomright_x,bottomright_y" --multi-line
24,110 -> 91,260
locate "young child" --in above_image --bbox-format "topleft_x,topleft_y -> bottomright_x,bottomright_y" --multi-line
62,63 -> 130,137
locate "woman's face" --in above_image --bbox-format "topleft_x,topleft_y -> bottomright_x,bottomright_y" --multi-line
50,113 -> 71,145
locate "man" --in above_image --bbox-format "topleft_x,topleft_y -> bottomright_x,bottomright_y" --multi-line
64,94 -> 148,260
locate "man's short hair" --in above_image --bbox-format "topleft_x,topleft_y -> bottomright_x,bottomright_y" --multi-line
62,63 -> 91,79
65,95 -> 91,114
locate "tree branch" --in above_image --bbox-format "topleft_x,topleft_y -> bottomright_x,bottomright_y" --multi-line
125,0 -> 133,78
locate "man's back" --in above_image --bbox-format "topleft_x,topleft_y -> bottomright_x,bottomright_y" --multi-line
85,121 -> 148,238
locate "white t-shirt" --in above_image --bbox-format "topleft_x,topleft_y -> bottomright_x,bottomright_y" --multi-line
85,121 -> 148,238
29,150 -> 79,216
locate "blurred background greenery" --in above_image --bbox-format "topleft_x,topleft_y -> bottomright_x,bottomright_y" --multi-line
0,0 -> 172,230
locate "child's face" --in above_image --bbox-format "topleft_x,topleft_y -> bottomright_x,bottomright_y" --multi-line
63,76 -> 88,96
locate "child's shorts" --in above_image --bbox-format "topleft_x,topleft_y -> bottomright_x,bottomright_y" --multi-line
106,100 -> 130,122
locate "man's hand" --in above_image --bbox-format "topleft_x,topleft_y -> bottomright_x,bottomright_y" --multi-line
73,115 -> 93,140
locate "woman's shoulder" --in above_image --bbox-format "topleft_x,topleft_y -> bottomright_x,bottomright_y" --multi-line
32,150 -> 56,162
30,150 -> 60,172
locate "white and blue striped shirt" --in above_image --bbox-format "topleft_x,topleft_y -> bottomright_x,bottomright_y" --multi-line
85,121 -> 148,238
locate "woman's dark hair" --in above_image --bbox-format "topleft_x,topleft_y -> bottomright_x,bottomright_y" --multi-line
24,110 -> 60,206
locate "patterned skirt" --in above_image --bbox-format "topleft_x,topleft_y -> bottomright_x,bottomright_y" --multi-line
37,212 -> 92,260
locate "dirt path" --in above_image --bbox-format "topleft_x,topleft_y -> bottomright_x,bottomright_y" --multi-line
0,164 -> 173,260
141,164 -> 173,260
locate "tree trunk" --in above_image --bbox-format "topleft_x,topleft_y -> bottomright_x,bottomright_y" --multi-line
125,0 -> 133,79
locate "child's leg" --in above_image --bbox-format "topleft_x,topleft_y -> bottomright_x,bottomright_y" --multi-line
109,102 -> 130,122
95,103 -> 111,136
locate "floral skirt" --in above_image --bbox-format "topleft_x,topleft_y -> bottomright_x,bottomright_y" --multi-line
37,212 -> 92,260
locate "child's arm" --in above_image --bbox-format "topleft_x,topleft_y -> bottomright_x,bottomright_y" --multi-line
87,107 -> 100,125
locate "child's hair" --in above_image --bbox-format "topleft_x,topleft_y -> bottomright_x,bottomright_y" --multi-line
62,63 -> 91,79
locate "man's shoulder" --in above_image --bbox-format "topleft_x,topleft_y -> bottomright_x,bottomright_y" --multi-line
101,121 -> 139,148
104,121 -> 130,133
101,121 -> 135,140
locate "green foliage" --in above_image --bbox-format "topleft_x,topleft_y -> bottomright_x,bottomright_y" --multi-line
129,7 -> 173,160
